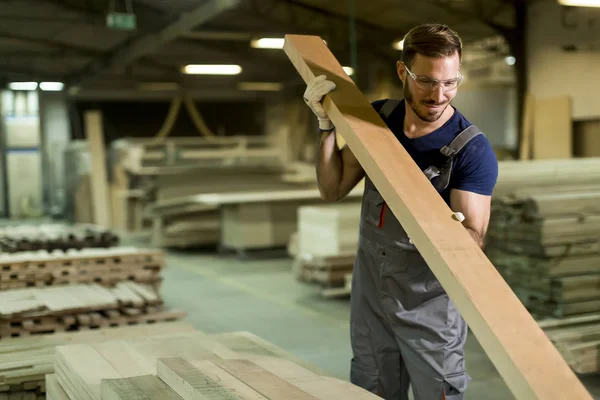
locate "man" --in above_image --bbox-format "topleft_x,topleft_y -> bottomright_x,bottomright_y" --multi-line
302,23 -> 498,399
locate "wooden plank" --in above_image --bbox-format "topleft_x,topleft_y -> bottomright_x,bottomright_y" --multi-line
156,358 -> 266,400
212,359 -> 319,400
532,96 -> 572,160
85,110 -> 111,227
101,375 -> 183,400
519,92 -> 534,160
282,34 -> 591,400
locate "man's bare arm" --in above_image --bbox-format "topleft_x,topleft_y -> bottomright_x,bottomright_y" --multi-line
316,130 -> 365,201
450,189 -> 492,248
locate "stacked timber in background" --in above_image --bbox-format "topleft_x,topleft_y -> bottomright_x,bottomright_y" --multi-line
0,223 -> 119,253
0,247 -> 185,340
486,187 -> 600,318
0,322 -> 196,399
47,327 -> 379,400
538,314 -> 600,376
487,158 -> 600,318
109,136 -> 295,236
0,247 -> 164,290
0,282 -> 184,339
486,158 -> 600,374
291,203 -> 361,297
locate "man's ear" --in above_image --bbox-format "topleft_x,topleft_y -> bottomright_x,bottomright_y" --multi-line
396,61 -> 406,85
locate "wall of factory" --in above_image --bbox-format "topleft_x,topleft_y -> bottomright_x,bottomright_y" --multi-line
451,82 -> 518,151
527,1 -> 600,120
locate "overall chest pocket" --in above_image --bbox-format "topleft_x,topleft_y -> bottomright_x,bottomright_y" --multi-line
363,188 -> 386,227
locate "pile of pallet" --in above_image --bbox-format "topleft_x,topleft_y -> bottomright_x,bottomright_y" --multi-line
291,202 -> 360,297
0,223 -> 119,253
487,170 -> 600,318
0,247 -> 164,290
47,326 -> 379,400
0,282 -> 184,339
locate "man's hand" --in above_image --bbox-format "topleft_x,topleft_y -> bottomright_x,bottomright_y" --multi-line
450,189 -> 492,248
304,75 -> 336,130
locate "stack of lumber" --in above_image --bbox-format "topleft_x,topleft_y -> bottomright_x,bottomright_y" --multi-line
0,223 -> 119,253
0,282 -> 185,339
149,169 -> 318,249
47,328 -> 379,400
291,203 -> 360,296
494,158 -> 600,197
0,247 -> 164,290
486,184 -> 600,318
538,313 -> 600,374
0,322 -> 196,398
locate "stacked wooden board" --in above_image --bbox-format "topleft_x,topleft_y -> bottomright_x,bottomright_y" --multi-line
0,247 -> 164,290
0,224 -> 119,253
291,203 -> 361,297
0,282 -> 185,339
538,314 -> 600,375
0,322 -> 196,398
48,328 -> 379,400
487,183 -> 600,319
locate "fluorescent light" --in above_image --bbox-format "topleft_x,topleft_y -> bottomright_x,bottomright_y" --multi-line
238,82 -> 282,91
504,56 -> 516,66
393,39 -> 405,50
250,37 -> 284,49
8,82 -> 38,91
182,64 -> 242,75
558,0 -> 600,7
343,66 -> 354,76
39,82 -> 64,91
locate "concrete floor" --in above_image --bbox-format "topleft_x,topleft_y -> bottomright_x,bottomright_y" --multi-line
129,238 -> 600,400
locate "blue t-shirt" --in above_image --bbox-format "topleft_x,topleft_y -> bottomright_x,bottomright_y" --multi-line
371,99 -> 498,205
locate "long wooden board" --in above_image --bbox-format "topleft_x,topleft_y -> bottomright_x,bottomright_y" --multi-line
282,34 -> 591,400
85,110 -> 111,228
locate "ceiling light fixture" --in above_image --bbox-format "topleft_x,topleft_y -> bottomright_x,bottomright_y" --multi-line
39,82 -> 64,91
182,64 -> 242,75
238,82 -> 282,91
504,56 -> 516,66
250,38 -> 285,49
8,82 -> 38,91
557,0 -> 600,7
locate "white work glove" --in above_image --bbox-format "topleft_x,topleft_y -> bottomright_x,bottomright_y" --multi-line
303,75 -> 336,131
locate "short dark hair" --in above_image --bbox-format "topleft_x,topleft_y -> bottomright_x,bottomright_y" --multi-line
401,23 -> 462,68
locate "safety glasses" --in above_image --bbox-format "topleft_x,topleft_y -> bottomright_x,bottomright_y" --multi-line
404,64 -> 463,92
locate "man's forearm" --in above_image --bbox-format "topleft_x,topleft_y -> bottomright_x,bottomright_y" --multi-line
316,130 -> 343,200
466,227 -> 485,248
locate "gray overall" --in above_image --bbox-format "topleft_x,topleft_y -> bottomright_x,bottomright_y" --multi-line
350,99 -> 482,400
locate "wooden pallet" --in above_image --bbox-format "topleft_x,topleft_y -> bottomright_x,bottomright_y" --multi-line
293,253 -> 355,288
0,248 -> 164,290
0,282 -> 180,339
0,223 -> 119,253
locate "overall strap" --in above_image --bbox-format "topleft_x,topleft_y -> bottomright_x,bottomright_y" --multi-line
424,125 -> 483,190
440,125 -> 482,159
378,99 -> 402,119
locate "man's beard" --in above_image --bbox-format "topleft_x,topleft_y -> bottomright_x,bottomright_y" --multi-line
404,83 -> 448,123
